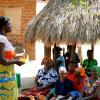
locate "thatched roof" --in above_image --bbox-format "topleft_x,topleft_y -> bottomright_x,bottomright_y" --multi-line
25,0 -> 100,45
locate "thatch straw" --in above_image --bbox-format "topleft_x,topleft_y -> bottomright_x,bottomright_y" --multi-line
25,0 -> 100,45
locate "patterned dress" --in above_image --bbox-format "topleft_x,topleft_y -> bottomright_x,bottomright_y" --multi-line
37,68 -> 58,87
0,34 -> 18,100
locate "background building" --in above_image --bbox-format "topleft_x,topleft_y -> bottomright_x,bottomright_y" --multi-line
0,0 -> 36,59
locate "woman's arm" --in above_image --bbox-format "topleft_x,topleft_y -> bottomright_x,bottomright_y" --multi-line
34,75 -> 39,87
43,82 -> 55,88
38,82 -> 55,90
0,42 -> 24,66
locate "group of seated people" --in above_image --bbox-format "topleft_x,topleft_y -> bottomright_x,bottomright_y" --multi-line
21,45 -> 99,100
31,46 -> 100,100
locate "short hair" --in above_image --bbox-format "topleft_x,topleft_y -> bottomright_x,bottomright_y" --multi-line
67,45 -> 72,50
87,50 -> 93,55
55,46 -> 62,51
52,46 -> 62,54
0,16 -> 9,31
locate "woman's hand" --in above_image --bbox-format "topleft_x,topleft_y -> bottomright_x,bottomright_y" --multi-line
15,60 -> 25,66
19,54 -> 29,63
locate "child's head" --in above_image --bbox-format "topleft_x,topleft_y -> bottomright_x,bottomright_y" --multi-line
54,46 -> 63,56
91,68 -> 98,78
68,62 -> 75,73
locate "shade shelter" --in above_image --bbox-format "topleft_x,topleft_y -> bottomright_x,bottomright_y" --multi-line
25,0 -> 100,46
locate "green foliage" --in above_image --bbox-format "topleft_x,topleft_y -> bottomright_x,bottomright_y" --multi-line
71,0 -> 88,8
71,0 -> 78,5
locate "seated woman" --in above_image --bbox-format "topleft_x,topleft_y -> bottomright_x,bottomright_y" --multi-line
89,68 -> 100,84
22,57 -> 58,98
35,57 -> 58,89
66,68 -> 100,99
83,68 -> 100,97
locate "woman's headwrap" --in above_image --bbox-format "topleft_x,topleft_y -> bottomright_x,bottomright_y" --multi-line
59,67 -> 67,73
41,56 -> 53,65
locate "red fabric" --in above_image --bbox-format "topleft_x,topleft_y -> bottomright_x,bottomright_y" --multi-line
66,71 -> 87,91
73,78 -> 86,91
66,72 -> 75,82
4,51 -> 15,60
21,87 -> 50,97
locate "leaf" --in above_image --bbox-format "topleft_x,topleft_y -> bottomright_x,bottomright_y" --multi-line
71,0 -> 78,5
71,0 -> 88,9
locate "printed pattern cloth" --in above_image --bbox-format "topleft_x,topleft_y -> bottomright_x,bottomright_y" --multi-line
37,68 -> 58,86
0,34 -> 17,100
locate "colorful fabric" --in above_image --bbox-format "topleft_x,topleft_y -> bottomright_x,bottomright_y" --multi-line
0,34 -> 18,100
73,68 -> 87,91
75,67 -> 87,78
73,77 -> 87,91
4,51 -> 15,60
0,64 -> 18,100
21,87 -> 50,96
83,82 -> 97,96
37,68 -> 58,87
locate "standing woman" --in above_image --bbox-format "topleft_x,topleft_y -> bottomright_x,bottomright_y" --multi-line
0,16 -> 24,100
